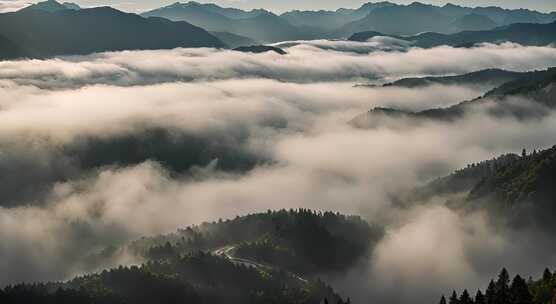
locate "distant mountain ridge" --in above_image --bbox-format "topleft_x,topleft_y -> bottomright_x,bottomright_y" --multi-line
349,21 -> 556,47
142,1 -> 310,43
141,1 -> 556,42
351,67 -> 556,127
21,0 -> 80,12
0,1 -> 225,59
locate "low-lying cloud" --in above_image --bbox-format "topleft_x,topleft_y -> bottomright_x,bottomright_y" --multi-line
1,41 -> 556,304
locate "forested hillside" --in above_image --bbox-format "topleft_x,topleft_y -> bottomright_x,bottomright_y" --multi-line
133,209 -> 382,276
0,252 -> 346,304
437,268 -> 556,304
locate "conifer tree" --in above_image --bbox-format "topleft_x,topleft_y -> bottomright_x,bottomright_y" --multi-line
486,280 -> 496,304
475,290 -> 485,304
495,268 -> 510,304
459,290 -> 472,304
510,275 -> 532,304
439,295 -> 447,304
450,291 -> 459,304
543,268 -> 552,282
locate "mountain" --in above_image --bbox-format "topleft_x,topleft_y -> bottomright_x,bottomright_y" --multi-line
62,2 -> 80,10
280,10 -> 354,30
437,3 -> 471,18
0,4 -> 225,59
1,209 -> 375,304
131,209 -> 382,276
20,0 -> 79,12
471,6 -> 554,26
335,2 -> 556,38
210,31 -> 257,48
381,69 -> 529,89
142,2 -> 305,43
281,1 -> 395,30
0,253 -> 347,304
0,34 -> 20,59
351,67 -> 556,127
337,2 -> 453,36
349,21 -> 556,48
450,13 -> 498,32
467,146 -> 556,210
233,45 -> 287,55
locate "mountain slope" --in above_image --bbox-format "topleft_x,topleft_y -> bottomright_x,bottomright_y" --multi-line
0,210 -> 372,303
142,2 -> 304,43
210,31 -> 257,48
450,13 -> 498,32
349,21 -> 556,48
381,69 -> 528,89
131,209 -> 382,276
351,68 -> 556,127
0,5 -> 225,59
20,0 -> 77,12
338,2 -> 453,36
0,253 -> 347,304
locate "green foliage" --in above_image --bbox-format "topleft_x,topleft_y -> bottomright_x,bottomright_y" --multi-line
436,267 -> 556,304
133,209 -> 382,276
0,252 -> 345,304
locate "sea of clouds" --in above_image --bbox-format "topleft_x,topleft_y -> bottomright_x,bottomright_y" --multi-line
2,41 -> 556,303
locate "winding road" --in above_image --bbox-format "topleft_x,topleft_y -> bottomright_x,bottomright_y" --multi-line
213,245 -> 308,283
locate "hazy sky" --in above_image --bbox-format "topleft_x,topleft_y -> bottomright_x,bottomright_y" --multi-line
7,0 -> 553,13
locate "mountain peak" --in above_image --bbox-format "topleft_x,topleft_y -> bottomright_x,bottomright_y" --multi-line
21,0 -> 69,12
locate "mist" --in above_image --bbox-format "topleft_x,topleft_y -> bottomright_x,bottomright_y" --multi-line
1,41 -> 556,303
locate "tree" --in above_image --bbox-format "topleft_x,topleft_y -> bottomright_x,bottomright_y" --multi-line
495,268 -> 510,304
510,275 -> 532,304
439,295 -> 447,304
522,149 -> 527,157
450,291 -> 459,304
543,268 -> 552,282
459,290 -> 472,304
475,290 -> 485,304
486,280 -> 496,304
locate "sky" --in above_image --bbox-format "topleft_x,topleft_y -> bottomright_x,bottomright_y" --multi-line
1,0 -> 555,14
81,0 -> 556,13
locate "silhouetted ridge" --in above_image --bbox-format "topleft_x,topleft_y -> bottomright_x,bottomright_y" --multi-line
0,5 -> 225,59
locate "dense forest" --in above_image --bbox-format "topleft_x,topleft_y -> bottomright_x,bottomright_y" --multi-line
0,210 -> 375,304
437,268 -> 556,304
134,209 -> 382,276
0,252 -> 347,304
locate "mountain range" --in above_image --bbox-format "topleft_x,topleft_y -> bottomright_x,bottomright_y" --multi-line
141,1 -> 556,43
351,67 -> 556,127
349,21 -> 556,47
1,0 -> 555,60
0,0 -> 225,59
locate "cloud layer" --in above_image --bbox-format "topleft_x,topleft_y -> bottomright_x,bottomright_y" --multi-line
1,41 -> 556,303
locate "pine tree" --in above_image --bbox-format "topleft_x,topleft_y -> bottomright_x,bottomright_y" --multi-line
495,268 -> 510,304
450,291 -> 459,304
510,275 -> 532,304
439,295 -> 447,304
486,280 -> 496,304
475,290 -> 485,304
543,268 -> 552,282
460,290 -> 472,304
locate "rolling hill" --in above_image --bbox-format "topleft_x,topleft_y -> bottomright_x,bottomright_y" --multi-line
1,209 -> 373,304
349,21 -> 556,47
351,67 -> 556,128
0,2 -> 225,59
